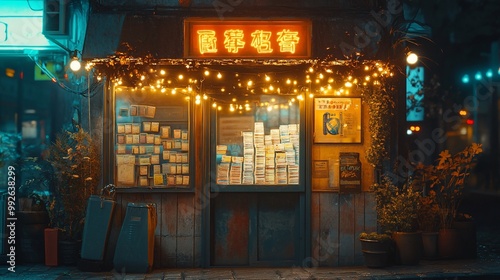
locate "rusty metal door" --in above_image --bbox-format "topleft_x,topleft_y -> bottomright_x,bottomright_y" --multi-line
211,192 -> 303,266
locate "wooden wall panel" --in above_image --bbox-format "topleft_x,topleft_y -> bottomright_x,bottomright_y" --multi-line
143,194 -> 163,268
338,194 -> 355,266
108,192 -> 198,268
162,194 -> 179,267
354,193 -> 365,265
318,193 -> 339,266
177,194 -> 195,267
364,193 -> 377,233
311,193 -> 321,263
311,192 -> 377,267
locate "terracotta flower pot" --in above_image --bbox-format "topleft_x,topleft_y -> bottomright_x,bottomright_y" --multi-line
392,231 -> 422,265
438,228 -> 461,259
421,232 -> 439,260
44,228 -> 59,266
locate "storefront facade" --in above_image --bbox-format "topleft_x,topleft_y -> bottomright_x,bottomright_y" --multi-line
83,0 -> 398,268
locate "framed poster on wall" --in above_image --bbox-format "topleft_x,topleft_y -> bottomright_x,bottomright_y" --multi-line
313,97 -> 362,143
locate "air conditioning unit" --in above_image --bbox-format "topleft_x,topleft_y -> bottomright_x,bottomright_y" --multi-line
43,0 -> 68,36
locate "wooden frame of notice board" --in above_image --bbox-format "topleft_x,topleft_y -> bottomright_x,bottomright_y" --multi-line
313,97 -> 362,143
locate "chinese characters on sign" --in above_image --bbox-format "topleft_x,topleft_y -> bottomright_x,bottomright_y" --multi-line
185,19 -> 311,58
314,98 -> 362,143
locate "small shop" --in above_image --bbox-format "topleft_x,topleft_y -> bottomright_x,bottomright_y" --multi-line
83,10 -> 397,268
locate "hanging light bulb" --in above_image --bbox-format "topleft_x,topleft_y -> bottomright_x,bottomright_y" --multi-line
69,50 -> 81,72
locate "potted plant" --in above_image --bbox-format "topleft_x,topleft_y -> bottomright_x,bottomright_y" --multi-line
358,177 -> 398,268
374,175 -> 422,265
414,143 -> 482,259
17,157 -> 56,264
417,193 -> 440,260
45,127 -> 101,265
359,232 -> 393,268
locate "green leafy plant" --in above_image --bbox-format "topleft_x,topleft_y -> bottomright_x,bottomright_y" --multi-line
414,143 -> 482,229
417,193 -> 440,232
0,132 -> 21,168
373,175 -> 420,233
18,157 -> 56,211
364,86 -> 396,168
46,127 -> 101,241
359,232 -> 392,242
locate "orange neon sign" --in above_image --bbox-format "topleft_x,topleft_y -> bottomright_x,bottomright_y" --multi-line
184,19 -> 311,58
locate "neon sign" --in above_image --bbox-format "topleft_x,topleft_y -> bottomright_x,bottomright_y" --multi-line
184,19 -> 311,58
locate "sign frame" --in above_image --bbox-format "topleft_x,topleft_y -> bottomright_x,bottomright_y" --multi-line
313,97 -> 362,144
184,18 -> 312,59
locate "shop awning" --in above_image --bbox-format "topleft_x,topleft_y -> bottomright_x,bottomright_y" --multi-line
82,14 -> 183,60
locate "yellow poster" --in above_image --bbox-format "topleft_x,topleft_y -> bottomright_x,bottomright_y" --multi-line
314,97 -> 362,143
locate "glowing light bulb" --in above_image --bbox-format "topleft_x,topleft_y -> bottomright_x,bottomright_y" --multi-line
217,72 -> 222,79
160,69 -> 166,75
204,70 -> 210,76
265,75 -> 271,82
69,59 -> 81,72
406,52 -> 418,64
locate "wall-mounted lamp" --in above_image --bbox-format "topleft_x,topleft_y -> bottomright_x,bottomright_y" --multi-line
69,50 -> 81,72
406,52 -> 419,65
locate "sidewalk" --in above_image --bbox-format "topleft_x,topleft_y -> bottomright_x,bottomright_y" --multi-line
2,258 -> 500,280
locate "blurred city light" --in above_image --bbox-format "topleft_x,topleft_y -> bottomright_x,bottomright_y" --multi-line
474,71 -> 482,81
462,74 -> 470,84
486,69 -> 493,78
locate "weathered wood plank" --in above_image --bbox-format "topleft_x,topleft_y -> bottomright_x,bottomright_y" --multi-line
177,236 -> 194,267
311,192 -> 321,264
177,194 -> 195,267
143,193 -> 163,268
339,194 -> 355,266
162,194 -> 178,267
193,194 -> 202,267
319,193 -> 339,267
354,193 -> 365,265
364,192 -> 377,233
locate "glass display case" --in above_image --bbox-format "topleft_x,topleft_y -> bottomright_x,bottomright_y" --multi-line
213,95 -> 303,190
113,87 -> 192,190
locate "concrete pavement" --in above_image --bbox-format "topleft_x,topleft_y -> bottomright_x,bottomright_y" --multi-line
1,258 -> 500,280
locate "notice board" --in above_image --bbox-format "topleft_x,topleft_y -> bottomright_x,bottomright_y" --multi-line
339,152 -> 361,193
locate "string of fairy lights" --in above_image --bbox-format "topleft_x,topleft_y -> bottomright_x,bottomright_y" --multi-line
85,58 -> 396,112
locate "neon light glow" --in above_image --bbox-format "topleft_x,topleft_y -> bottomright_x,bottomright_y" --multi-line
0,1 -> 57,50
185,19 -> 311,58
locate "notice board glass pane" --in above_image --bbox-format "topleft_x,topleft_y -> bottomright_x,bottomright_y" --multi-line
215,95 -> 300,186
114,86 -> 192,190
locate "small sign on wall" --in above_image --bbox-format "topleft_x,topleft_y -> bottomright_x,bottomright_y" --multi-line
312,160 -> 329,178
339,152 -> 361,193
